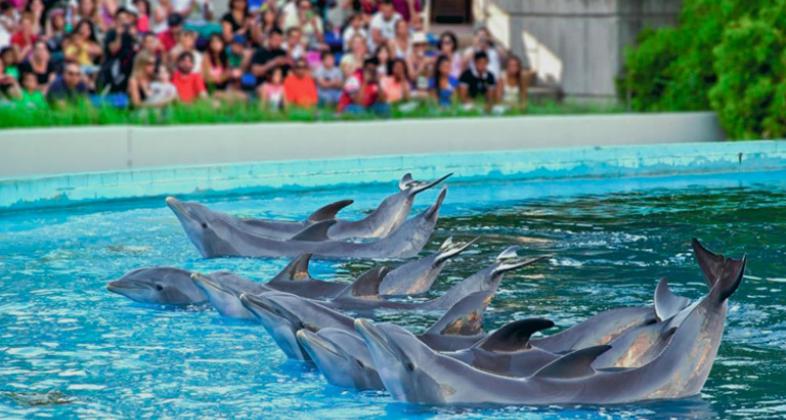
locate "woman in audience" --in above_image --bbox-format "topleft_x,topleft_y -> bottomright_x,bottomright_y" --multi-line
340,33 -> 367,78
63,19 -> 102,70
389,18 -> 409,59
374,43 -> 391,77
437,30 -> 462,78
19,40 -> 55,92
202,33 -> 229,91
221,0 -> 251,44
379,57 -> 409,105
430,54 -> 458,107
127,51 -> 157,108
496,54 -> 534,111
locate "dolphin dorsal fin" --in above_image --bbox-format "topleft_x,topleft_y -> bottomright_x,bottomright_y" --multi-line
653,278 -> 691,321
290,220 -> 336,242
477,318 -> 554,352
532,345 -> 611,380
306,200 -> 354,223
398,173 -> 414,190
270,254 -> 312,283
496,246 -> 519,261
346,266 -> 392,298
424,291 -> 492,337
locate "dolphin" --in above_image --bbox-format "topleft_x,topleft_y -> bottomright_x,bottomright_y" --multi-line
378,237 -> 478,296
166,172 -> 452,242
354,239 -> 746,405
240,289 -> 496,365
106,267 -> 207,306
167,187 -> 448,259
296,328 -> 385,390
321,248 -> 546,313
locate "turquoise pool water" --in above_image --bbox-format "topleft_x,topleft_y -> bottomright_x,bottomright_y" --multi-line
1,170 -> 786,418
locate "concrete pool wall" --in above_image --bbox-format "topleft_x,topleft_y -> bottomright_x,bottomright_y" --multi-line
2,138 -> 785,211
0,112 -> 723,177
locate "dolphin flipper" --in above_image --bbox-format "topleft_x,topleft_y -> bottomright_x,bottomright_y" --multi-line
653,278 -> 691,321
270,254 -> 313,283
476,318 -> 555,352
532,345 -> 612,380
306,200 -> 354,223
290,220 -> 337,241
423,291 -> 492,337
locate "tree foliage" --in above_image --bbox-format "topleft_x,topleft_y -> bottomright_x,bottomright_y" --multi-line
619,0 -> 786,139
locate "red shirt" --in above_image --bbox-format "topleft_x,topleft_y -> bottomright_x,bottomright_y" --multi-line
338,70 -> 379,112
283,74 -> 318,109
172,71 -> 206,103
158,30 -> 177,52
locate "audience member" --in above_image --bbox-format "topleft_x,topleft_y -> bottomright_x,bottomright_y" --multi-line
19,40 -> 55,92
459,51 -> 496,108
430,54 -> 458,107
258,64 -> 284,109
379,57 -> 408,104
338,57 -> 388,115
46,60 -> 89,106
496,54 -> 533,111
369,0 -> 399,50
314,50 -> 342,105
171,51 -> 206,103
283,56 -> 317,108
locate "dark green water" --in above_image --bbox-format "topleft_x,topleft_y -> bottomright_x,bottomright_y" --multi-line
1,170 -> 785,417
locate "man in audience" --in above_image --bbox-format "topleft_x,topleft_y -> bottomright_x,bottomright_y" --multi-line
171,51 -> 207,103
459,51 -> 497,108
283,57 -> 317,109
369,0 -> 400,50
46,60 -> 89,106
338,57 -> 388,115
252,28 -> 289,86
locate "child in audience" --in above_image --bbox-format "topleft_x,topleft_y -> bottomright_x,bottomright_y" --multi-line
314,51 -> 342,106
258,65 -> 285,110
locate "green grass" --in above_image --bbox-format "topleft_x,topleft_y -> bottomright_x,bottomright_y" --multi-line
0,99 -> 626,129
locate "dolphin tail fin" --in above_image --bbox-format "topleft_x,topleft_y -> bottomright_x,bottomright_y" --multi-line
423,291 -> 493,337
475,318 -> 555,352
532,345 -> 612,380
398,173 -> 414,191
653,277 -> 692,321
341,266 -> 392,298
693,238 -> 746,303
270,254 -> 313,283
306,200 -> 354,223
435,236 -> 479,264
290,220 -> 336,241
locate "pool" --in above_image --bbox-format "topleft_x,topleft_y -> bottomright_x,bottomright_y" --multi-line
1,169 -> 785,417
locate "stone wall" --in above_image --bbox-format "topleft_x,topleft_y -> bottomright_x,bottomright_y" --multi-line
480,0 -> 682,99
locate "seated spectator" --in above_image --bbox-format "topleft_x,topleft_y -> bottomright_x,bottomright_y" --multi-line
406,31 -> 429,82
0,2 -> 15,50
314,50 -> 342,106
170,29 -> 201,74
44,8 -> 68,54
463,27 -> 502,79
338,57 -> 389,115
291,0 -> 325,51
158,13 -> 183,52
389,18 -> 409,59
98,8 -> 137,94
374,43 -> 391,77
430,54 -> 458,107
437,31 -> 462,79
369,0 -> 400,51
221,0 -> 250,44
128,51 -> 155,107
16,71 -> 46,108
140,32 -> 163,65
0,47 -> 18,79
151,0 -> 173,34
132,0 -> 151,33
0,57 -> 21,101
283,57 -> 317,108
458,51 -> 496,108
146,64 -> 178,106
11,12 -> 38,59
257,65 -> 285,110
379,57 -> 409,104
19,40 -> 55,92
202,33 -> 229,90
341,13 -> 366,52
63,20 -> 102,70
340,33 -> 367,78
256,8 -> 279,41
283,26 -> 305,60
496,54 -> 534,111
46,60 -> 89,106
227,34 -> 250,81
251,27 -> 289,86
173,0 -> 214,35
171,51 -> 207,103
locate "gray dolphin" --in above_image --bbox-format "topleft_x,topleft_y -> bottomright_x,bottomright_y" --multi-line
378,237 -> 478,296
166,172 -> 452,243
296,328 -> 384,390
239,289 -> 496,364
167,187 -> 448,259
106,267 -> 207,306
354,239 -> 746,405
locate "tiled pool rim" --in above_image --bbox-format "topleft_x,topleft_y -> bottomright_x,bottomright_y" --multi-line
1,140 -> 785,211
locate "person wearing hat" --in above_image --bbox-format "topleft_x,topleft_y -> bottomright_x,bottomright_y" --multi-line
406,30 -> 429,85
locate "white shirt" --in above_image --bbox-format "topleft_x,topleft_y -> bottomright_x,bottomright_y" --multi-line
369,12 -> 401,41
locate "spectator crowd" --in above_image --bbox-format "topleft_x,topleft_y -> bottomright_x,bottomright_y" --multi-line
0,0 -> 535,114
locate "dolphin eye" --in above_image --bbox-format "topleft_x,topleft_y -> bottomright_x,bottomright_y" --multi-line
404,362 -> 415,372
201,222 -> 208,229
155,284 -> 164,291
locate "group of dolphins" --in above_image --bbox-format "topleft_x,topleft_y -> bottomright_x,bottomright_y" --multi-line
106,173 -> 746,406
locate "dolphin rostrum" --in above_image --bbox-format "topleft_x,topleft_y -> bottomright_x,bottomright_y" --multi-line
354,238 -> 746,405
166,172 -> 452,242
168,187 -> 448,259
